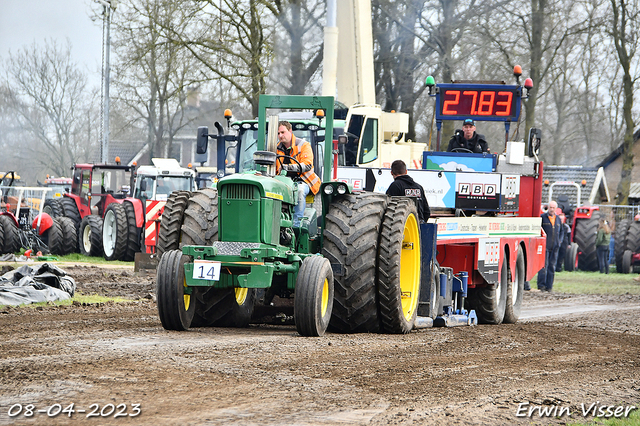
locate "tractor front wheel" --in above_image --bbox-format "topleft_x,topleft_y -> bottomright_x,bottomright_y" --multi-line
564,242 -> 579,272
0,215 -> 20,254
294,256 -> 334,337
468,253 -> 508,324
103,204 -> 128,261
43,219 -> 63,255
78,215 -> 103,257
156,250 -> 194,331
622,249 -> 633,274
57,217 -> 78,254
378,198 -> 421,334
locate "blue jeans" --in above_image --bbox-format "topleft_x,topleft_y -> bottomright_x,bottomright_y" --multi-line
293,182 -> 310,227
537,248 -> 559,291
597,245 -> 610,274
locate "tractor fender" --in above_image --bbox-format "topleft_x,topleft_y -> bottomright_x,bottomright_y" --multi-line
0,211 -> 20,228
124,197 -> 145,228
32,213 -> 53,235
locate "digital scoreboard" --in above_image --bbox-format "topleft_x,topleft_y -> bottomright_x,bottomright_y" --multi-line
434,84 -> 522,122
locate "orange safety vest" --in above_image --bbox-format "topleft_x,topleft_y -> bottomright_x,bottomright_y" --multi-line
276,136 -> 321,195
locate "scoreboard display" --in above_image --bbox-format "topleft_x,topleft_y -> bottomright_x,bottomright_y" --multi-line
435,84 -> 522,122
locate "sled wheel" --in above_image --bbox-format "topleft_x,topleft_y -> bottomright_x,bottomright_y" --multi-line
503,248 -> 525,324
156,250 -> 194,331
294,256 -> 334,337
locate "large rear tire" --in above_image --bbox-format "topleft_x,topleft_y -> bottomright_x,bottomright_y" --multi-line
503,248 -> 525,324
78,216 -> 103,257
156,190 -> 191,258
378,198 -> 421,334
615,218 -> 630,272
294,256 -> 334,337
122,201 -> 140,261
575,213 -> 600,271
43,218 -> 63,255
103,203 -> 128,261
57,217 -> 78,254
60,197 -> 81,229
181,188 -> 255,328
0,215 -> 20,254
322,192 -> 388,333
156,250 -> 194,331
43,199 -> 64,218
468,252 -> 508,325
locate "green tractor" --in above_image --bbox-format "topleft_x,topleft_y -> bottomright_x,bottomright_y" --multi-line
156,95 -> 425,336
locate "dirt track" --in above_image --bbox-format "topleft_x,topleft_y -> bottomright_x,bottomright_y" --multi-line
0,264 -> 639,425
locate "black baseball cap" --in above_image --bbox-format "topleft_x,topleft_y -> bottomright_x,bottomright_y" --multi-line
463,118 -> 475,126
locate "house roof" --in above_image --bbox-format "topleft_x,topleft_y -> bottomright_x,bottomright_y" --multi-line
597,128 -> 640,169
541,165 -> 610,209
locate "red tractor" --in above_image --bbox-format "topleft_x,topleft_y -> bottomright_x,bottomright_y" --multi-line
45,162 -> 144,261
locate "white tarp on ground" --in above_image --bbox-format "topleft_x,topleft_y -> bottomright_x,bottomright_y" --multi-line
0,263 -> 75,306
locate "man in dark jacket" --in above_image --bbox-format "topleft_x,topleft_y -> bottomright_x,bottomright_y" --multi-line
537,200 -> 564,291
386,160 -> 430,222
447,118 -> 490,153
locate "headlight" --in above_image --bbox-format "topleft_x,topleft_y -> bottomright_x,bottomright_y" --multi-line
337,184 -> 347,195
323,185 -> 334,195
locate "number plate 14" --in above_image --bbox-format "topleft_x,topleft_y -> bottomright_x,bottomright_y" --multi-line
192,260 -> 222,281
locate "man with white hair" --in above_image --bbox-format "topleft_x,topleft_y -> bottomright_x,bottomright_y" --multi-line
537,200 -> 564,291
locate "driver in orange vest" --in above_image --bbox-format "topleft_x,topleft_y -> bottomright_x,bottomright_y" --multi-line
276,121 -> 321,227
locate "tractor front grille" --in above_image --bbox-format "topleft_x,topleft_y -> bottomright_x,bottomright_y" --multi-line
224,184 -> 258,200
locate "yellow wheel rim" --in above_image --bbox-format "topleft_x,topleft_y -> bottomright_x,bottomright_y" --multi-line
320,277 -> 329,317
399,213 -> 420,321
235,288 -> 248,305
183,276 -> 191,310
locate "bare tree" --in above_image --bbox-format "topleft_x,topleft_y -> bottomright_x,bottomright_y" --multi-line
609,0 -> 640,204
2,40 -> 97,179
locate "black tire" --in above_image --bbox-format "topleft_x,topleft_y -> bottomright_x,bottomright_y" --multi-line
156,250 -> 195,331
564,242 -> 579,272
625,221 -> 640,253
615,218 -> 630,272
468,251 -> 508,325
322,192 -> 388,333
378,198 -> 421,334
422,261 -> 440,319
122,201 -> 141,261
102,203 -> 128,261
60,197 -> 82,229
43,199 -> 64,218
622,249 -> 633,274
575,213 -> 600,271
78,215 -> 103,257
0,215 -> 20,254
156,190 -> 192,258
57,217 -> 78,255
180,188 -> 256,328
294,256 -> 334,337
504,248 -> 525,324
42,218 -> 63,255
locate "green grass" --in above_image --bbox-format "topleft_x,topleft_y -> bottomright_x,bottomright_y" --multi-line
10,292 -> 132,309
530,270 -> 640,295
3,252 -> 132,266
569,408 -> 640,425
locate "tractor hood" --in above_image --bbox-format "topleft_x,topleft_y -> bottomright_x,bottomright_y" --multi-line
217,172 -> 296,205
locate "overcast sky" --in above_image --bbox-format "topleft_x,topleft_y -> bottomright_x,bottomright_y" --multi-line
0,0 -> 104,86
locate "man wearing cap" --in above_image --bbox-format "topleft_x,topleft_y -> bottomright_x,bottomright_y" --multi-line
447,119 -> 490,153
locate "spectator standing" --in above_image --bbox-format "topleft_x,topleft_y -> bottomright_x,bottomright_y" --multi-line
595,218 -> 612,274
538,201 -> 564,291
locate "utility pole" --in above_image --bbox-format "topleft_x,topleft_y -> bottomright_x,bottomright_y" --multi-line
95,0 -> 117,163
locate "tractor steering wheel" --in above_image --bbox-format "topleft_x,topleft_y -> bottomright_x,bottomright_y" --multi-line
451,147 -> 474,153
276,154 -> 303,173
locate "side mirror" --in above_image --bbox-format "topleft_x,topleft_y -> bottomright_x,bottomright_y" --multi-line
140,180 -> 147,192
197,126 -> 209,155
528,127 -> 541,157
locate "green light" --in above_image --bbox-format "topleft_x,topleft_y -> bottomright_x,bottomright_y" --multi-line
425,75 -> 435,86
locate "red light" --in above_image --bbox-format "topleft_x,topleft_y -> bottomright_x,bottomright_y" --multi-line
581,179 -> 587,186
524,78 -> 533,89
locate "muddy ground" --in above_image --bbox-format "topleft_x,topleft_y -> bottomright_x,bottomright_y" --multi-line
0,264 -> 639,426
